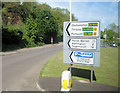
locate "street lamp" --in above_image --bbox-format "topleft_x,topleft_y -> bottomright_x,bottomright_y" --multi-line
45,16 -> 49,20
45,16 -> 52,43
45,16 -> 48,19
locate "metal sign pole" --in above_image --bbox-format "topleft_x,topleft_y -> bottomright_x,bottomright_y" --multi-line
91,66 -> 93,85
69,0 -> 72,73
70,0 -> 72,22
69,0 -> 72,90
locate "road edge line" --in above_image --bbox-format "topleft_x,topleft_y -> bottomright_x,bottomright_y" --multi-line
78,80 -> 89,84
36,82 -> 46,91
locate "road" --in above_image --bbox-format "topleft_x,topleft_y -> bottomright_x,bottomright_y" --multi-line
2,43 -> 63,91
100,40 -> 118,48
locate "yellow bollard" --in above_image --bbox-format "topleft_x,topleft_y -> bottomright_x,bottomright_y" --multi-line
61,71 -> 71,91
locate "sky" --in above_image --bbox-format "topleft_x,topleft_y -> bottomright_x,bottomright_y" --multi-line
37,0 -> 118,31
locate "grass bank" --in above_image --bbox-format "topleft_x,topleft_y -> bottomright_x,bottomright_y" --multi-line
40,47 -> 118,87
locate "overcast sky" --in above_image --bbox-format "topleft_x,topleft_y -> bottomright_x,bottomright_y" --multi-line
37,0 -> 118,31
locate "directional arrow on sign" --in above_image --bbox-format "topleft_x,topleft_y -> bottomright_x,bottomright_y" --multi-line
68,39 -> 97,50
69,51 -> 73,62
66,23 -> 71,36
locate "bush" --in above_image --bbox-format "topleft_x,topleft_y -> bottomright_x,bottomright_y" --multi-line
2,23 -> 24,44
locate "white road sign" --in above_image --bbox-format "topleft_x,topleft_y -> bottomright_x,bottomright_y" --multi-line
66,22 -> 99,37
68,39 -> 96,49
70,51 -> 94,64
63,21 -> 100,66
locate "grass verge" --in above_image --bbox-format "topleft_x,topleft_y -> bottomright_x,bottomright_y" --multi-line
40,47 -> 118,87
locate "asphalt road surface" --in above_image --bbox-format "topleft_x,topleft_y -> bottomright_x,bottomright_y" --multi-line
2,43 -> 63,91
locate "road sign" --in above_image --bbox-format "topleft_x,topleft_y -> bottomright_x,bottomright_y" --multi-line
70,51 -> 94,64
51,37 -> 53,44
68,39 -> 96,49
63,21 -> 100,67
66,22 -> 99,37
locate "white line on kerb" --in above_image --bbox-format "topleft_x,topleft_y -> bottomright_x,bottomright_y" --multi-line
36,82 -> 46,91
78,80 -> 89,83
5,89 -> 8,91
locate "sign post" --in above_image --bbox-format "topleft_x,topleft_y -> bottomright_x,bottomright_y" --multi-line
91,66 -> 93,85
61,0 -> 73,91
51,37 -> 53,44
69,0 -> 72,77
63,21 -> 100,85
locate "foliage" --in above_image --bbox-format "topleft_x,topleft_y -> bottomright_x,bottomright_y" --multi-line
36,9 -> 58,43
2,22 -> 24,45
100,31 -> 105,39
107,23 -> 118,33
106,29 -> 115,42
2,2 -> 77,51
52,7 -> 77,41
19,2 -> 38,22
23,14 -> 43,47
104,23 -> 119,45
2,22 -> 25,51
2,2 -> 21,25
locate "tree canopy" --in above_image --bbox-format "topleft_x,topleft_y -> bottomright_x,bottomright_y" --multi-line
2,2 -> 78,51
103,23 -> 119,45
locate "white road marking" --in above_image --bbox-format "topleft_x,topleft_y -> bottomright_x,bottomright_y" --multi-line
78,80 -> 89,83
5,89 -> 8,91
36,82 -> 46,91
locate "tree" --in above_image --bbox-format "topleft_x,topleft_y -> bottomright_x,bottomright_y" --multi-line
107,23 -> 118,33
52,7 -> 77,41
23,14 -> 43,47
106,29 -> 114,43
36,9 -> 58,44
2,2 -> 79,50
104,23 -> 119,45
101,31 -> 105,39
19,2 -> 38,22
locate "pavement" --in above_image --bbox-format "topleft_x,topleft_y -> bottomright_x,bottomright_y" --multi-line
38,77 -> 119,91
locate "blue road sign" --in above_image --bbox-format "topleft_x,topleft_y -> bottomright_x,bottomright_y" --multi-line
74,52 -> 93,58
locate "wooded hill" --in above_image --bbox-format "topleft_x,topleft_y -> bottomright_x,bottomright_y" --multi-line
2,2 -> 77,51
